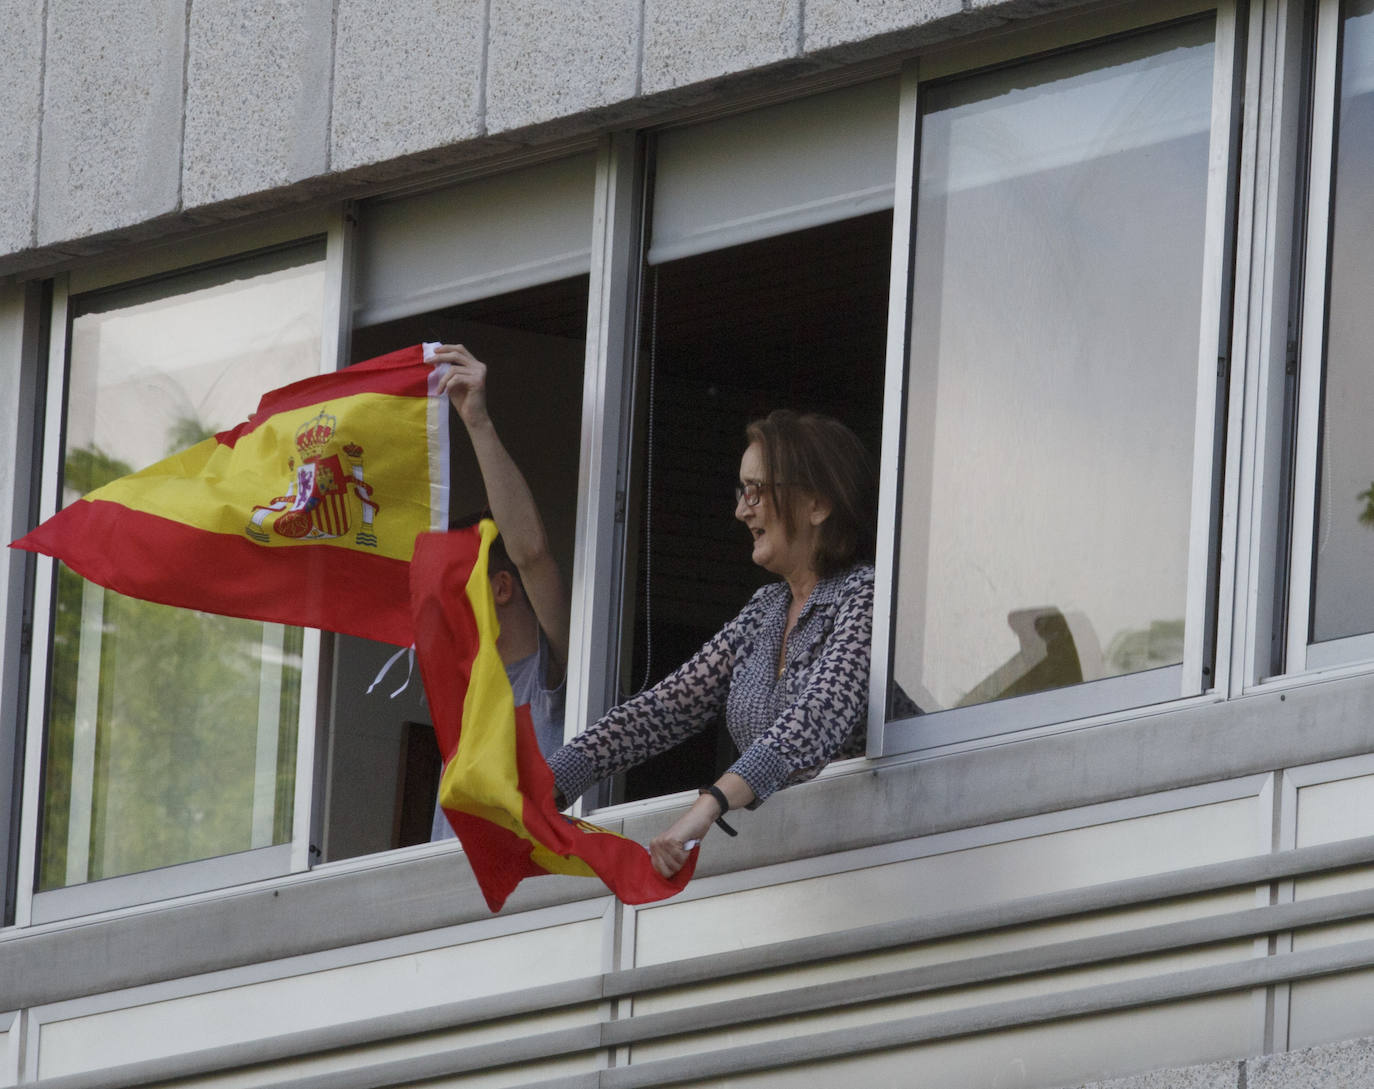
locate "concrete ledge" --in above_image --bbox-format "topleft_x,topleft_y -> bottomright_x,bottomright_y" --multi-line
7,666 -> 1374,1009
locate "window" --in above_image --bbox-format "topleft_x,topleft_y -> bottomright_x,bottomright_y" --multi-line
884,15 -> 1236,749
325,275 -> 589,860
322,155 -> 595,860
28,242 -> 328,917
1289,0 -> 1374,672
614,80 -> 898,801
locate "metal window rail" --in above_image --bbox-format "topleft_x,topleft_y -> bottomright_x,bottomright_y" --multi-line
30,834 -> 1374,1089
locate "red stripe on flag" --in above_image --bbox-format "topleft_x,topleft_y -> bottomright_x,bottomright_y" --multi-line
19,498 -> 414,646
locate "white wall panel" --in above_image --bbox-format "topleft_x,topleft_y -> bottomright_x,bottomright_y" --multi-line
635,795 -> 1264,966
0,1014 -> 18,1088
127,1008 -> 604,1089
1287,764 -> 1374,1050
36,918 -> 605,1080
631,888 -> 1256,1019
662,995 -> 1254,1089
1291,768 -> 1374,949
630,938 -> 1256,1064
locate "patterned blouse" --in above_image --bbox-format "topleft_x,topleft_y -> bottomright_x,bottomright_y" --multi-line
547,564 -> 874,806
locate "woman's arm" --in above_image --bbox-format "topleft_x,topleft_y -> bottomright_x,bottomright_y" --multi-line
547,589 -> 769,804
648,771 -> 755,878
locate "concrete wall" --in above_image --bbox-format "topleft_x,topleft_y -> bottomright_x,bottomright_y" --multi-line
0,0 -> 1098,279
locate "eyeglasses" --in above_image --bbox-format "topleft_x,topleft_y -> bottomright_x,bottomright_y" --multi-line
735,481 -> 793,508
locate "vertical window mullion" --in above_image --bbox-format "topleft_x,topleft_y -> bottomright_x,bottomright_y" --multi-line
567,133 -> 644,780
1227,0 -> 1312,691
1286,0 -> 1342,674
291,205 -> 355,873
870,61 -> 922,758
1183,0 -> 1245,698
14,276 -> 71,927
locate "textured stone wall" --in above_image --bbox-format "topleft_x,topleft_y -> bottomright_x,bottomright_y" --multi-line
1074,1036 -> 1374,1089
0,0 -> 1099,277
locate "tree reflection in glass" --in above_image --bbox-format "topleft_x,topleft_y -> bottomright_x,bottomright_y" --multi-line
38,250 -> 324,890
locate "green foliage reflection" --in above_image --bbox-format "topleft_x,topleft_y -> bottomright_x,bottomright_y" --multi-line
39,443 -> 301,890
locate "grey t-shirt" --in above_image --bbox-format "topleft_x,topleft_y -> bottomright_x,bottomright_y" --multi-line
430,632 -> 566,842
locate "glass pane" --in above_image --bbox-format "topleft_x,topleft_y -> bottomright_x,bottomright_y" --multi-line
38,247 -> 325,890
892,21 -> 1215,716
1311,0 -> 1374,645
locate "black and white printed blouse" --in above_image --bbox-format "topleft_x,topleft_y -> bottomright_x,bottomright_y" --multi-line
548,563 -> 874,806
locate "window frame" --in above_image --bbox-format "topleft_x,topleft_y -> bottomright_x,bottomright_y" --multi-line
870,1 -> 1247,758
14,209 -> 347,926
1284,0 -> 1374,676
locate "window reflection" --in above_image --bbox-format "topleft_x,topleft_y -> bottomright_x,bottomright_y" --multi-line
1311,0 -> 1374,645
893,21 -> 1215,716
39,247 -> 325,890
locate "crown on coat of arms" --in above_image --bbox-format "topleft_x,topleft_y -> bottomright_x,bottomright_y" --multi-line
295,409 -> 336,459
343,442 -> 363,459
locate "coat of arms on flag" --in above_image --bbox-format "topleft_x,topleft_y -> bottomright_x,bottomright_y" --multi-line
246,409 -> 381,548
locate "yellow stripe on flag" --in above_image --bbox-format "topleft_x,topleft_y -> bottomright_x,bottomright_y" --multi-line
91,390 -> 434,562
439,520 -> 596,879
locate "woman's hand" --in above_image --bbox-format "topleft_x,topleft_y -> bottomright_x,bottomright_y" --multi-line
431,344 -> 489,428
649,773 -> 756,878
649,798 -> 716,879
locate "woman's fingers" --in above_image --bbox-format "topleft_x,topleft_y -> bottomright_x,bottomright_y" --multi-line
649,834 -> 690,879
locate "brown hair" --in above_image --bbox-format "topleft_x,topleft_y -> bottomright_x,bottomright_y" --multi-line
745,410 -> 877,578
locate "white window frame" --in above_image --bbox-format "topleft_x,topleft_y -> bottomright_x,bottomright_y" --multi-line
14,209 -> 349,926
1284,0 -> 1374,675
870,1 -> 1245,757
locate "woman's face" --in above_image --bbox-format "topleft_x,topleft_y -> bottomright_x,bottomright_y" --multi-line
735,441 -> 821,581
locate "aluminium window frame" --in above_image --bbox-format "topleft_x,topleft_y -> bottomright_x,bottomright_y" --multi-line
870,0 -> 1248,758
13,209 -> 350,927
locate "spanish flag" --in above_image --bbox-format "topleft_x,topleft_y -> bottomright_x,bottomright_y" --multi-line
416,522 -> 695,911
11,344 -> 449,647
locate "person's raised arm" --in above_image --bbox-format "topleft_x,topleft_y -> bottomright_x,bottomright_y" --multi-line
432,344 -> 571,679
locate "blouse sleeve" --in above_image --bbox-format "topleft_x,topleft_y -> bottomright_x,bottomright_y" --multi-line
727,567 -> 873,803
547,591 -> 767,804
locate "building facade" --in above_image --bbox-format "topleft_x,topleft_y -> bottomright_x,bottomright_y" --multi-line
4,0 -> 1374,1086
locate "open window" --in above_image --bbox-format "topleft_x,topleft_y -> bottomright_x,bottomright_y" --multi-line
321,155 -> 594,861
614,79 -> 899,803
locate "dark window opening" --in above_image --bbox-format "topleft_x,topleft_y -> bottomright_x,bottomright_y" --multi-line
619,211 -> 892,803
